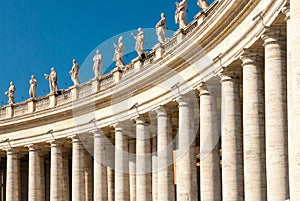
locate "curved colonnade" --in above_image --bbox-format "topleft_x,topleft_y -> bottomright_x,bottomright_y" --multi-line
0,0 -> 299,200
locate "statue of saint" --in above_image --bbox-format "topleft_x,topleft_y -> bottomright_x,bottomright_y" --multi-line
131,28 -> 144,57
44,67 -> 58,94
69,59 -> 80,86
29,75 -> 38,99
93,50 -> 102,78
175,0 -> 188,29
156,13 -> 167,44
113,36 -> 125,68
197,0 -> 209,11
5,82 -> 16,105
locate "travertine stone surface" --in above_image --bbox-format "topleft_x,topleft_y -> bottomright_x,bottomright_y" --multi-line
129,139 -> 136,201
84,149 -> 93,201
114,123 -> 130,201
155,106 -> 175,201
289,0 -> 300,199
28,145 -> 42,201
71,136 -> 85,201
135,117 -> 152,201
262,26 -> 289,201
6,149 -> 20,201
199,83 -> 221,201
50,141 -> 64,201
63,151 -> 70,201
240,49 -> 267,201
152,136 -> 158,201
176,93 -> 198,201
220,71 -> 244,201
93,131 -> 108,201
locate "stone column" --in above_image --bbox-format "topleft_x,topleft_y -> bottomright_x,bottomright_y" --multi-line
262,27 -> 289,201
198,83 -> 221,201
63,151 -> 70,201
175,93 -> 198,201
155,106 -> 175,201
107,138 -> 115,201
240,49 -> 267,201
114,123 -> 130,201
71,135 -> 85,201
152,136 -> 158,201
289,1 -> 300,198
84,149 -> 93,201
129,138 -> 136,201
6,149 -> 20,201
28,144 -> 42,201
50,141 -> 64,201
134,116 -> 152,201
93,131 -> 108,201
220,70 -> 244,201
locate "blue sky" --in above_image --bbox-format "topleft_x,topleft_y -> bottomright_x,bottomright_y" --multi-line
0,0 -> 213,105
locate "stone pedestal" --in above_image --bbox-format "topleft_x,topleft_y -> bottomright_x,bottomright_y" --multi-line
91,78 -> 100,94
240,49 -> 267,201
71,87 -> 79,101
27,99 -> 36,113
49,94 -> 57,107
114,123 -> 130,201
133,58 -> 143,72
6,149 -> 20,201
220,71 -> 244,201
6,105 -> 13,118
93,131 -> 108,201
198,84 -> 221,201
50,141 -> 64,201
155,45 -> 165,60
262,26 -> 289,201
113,68 -> 123,83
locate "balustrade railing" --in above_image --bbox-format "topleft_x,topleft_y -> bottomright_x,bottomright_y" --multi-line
35,97 -> 50,112
57,90 -> 72,105
14,102 -> 28,117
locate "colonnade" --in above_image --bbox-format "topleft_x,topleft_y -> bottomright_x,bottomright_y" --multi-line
0,5 -> 298,201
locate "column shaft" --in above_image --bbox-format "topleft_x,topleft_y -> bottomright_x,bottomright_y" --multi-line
50,141 -> 64,201
129,139 -> 136,201
114,124 -> 130,201
290,1 -> 300,199
176,93 -> 198,201
28,145 -> 42,201
84,149 -> 93,201
220,72 -> 244,201
6,149 -> 20,201
63,152 -> 70,201
262,27 -> 289,201
135,117 -> 152,201
240,49 -> 267,201
155,106 -> 175,201
199,84 -> 221,201
93,131 -> 108,201
152,137 -> 157,201
71,136 -> 85,201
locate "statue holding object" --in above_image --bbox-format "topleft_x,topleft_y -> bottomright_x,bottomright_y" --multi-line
131,28 -> 145,57
113,36 -> 125,68
69,59 -> 80,86
175,0 -> 188,29
44,67 -> 58,94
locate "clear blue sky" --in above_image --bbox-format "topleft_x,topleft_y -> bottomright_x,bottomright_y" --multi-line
0,0 -> 213,105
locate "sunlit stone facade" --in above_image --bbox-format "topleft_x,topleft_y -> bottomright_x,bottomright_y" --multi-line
0,0 -> 299,200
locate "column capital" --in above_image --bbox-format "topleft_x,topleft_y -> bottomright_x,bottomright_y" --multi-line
152,105 -> 170,117
174,93 -> 193,107
5,148 -> 19,155
68,134 -> 82,143
26,144 -> 41,152
282,4 -> 290,21
111,122 -> 126,133
197,82 -> 210,96
131,115 -> 146,125
219,67 -> 242,83
261,26 -> 286,46
240,48 -> 263,67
